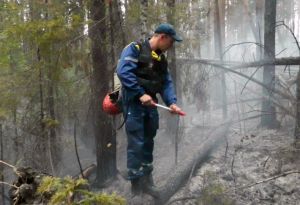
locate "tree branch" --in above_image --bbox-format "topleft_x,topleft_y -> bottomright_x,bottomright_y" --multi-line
276,21 -> 300,52
179,56 -> 300,69
0,160 -> 16,170
0,181 -> 18,189
232,170 -> 300,191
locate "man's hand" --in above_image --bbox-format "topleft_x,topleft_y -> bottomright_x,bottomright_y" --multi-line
139,94 -> 154,106
169,104 -> 182,114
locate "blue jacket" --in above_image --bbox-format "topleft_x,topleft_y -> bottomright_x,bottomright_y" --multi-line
116,40 -> 177,106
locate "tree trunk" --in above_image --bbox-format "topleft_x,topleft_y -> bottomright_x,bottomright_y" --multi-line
115,0 -> 126,47
47,63 -> 58,174
109,2 -> 116,66
89,0 -> 116,186
166,0 -> 178,94
261,0 -> 278,128
254,0 -> 264,82
36,47 -> 49,171
44,0 -> 60,174
25,0 -> 50,172
293,0 -> 300,145
37,49 -> 45,135
243,0 -> 260,43
294,70 -> 300,147
9,50 -> 22,164
165,0 -> 181,165
140,0 -> 148,40
214,0 -> 227,118
255,0 -> 264,60
0,123 -> 4,205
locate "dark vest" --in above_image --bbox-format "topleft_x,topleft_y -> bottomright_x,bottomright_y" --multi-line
134,41 -> 168,96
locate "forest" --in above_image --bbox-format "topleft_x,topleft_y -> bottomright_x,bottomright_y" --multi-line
0,0 -> 300,204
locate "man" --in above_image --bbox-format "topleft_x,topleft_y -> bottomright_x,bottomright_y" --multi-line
117,23 -> 183,194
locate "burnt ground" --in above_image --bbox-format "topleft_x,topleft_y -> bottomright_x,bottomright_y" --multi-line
56,104 -> 300,205
168,118 -> 300,205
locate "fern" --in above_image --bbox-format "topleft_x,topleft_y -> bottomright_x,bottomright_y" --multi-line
37,176 -> 125,205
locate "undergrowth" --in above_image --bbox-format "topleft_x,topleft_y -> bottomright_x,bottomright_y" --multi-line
37,176 -> 125,205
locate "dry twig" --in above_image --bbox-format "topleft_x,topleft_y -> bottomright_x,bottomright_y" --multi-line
233,170 -> 300,191
0,181 -> 18,189
0,160 -> 16,170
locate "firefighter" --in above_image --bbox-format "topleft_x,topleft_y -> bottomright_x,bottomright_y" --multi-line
116,23 -> 183,195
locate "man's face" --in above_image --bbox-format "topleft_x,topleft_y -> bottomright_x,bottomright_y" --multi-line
158,34 -> 174,51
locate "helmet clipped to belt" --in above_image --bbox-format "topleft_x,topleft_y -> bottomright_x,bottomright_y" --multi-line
102,90 -> 122,115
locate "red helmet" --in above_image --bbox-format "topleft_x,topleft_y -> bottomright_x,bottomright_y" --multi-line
102,94 -> 121,115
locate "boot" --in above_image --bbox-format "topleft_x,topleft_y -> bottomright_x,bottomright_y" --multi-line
143,173 -> 155,187
131,178 -> 142,196
128,169 -> 144,196
141,163 -> 153,175
141,174 -> 160,198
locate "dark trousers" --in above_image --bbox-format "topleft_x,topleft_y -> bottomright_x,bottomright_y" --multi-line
124,100 -> 159,180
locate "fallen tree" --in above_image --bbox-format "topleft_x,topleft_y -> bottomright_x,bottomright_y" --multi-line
179,57 -> 297,102
179,56 -> 300,69
179,56 -> 300,147
142,120 -> 232,205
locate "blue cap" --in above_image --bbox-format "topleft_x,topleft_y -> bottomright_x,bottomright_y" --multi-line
154,23 -> 183,42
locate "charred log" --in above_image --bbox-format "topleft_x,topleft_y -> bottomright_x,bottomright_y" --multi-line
143,121 -> 232,205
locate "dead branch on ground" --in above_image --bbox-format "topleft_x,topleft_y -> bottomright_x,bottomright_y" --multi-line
233,170 -> 300,190
167,170 -> 300,205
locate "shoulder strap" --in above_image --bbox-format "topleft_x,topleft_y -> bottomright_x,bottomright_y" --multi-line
136,41 -> 152,63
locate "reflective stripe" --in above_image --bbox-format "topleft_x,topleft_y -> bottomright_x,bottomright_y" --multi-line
151,51 -> 161,61
124,42 -> 139,50
124,56 -> 138,62
135,44 -> 140,50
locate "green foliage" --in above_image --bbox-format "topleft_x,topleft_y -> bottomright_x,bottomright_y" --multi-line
0,0 -> 91,133
37,176 -> 126,205
0,108 -> 8,121
76,191 -> 126,205
42,118 -> 60,128
196,171 -> 235,205
197,183 -> 234,205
